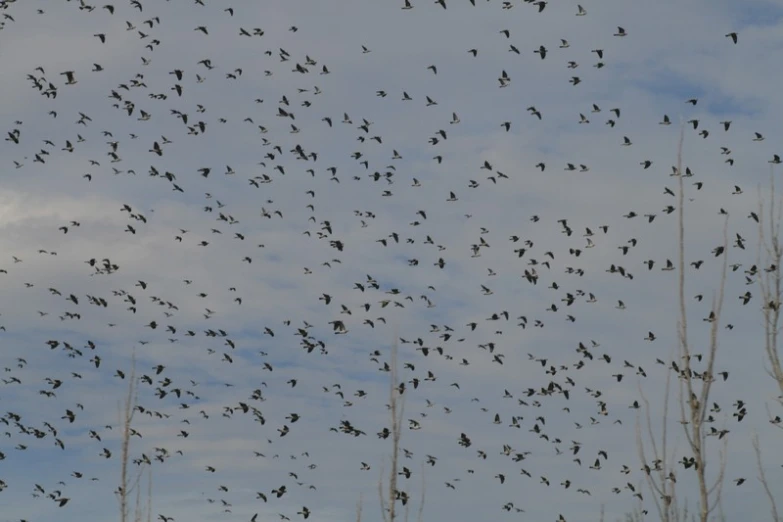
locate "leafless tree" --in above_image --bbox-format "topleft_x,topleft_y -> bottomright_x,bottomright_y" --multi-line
637,127 -> 729,522
753,169 -> 783,522
116,351 -> 151,522
371,334 -> 425,522
636,360 -> 685,522
751,433 -> 779,522
756,169 -> 783,402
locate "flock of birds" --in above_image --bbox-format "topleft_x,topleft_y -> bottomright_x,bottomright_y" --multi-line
0,0 -> 780,521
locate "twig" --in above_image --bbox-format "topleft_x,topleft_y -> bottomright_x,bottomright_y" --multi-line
752,433 -> 780,522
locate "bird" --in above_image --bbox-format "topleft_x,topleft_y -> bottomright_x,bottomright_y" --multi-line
1,5 -> 776,522
60,71 -> 77,84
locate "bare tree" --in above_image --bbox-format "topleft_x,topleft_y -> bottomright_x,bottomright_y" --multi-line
116,351 -> 151,522
676,128 -> 730,522
378,335 -> 404,522
637,127 -> 729,522
753,168 -> 783,522
751,433 -> 780,522
636,361 -> 685,522
756,169 -> 783,402
372,334 -> 425,522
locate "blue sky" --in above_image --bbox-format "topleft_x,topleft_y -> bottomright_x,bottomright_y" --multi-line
1,0 -> 783,521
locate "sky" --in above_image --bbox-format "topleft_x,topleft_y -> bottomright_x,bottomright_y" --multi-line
0,0 -> 782,521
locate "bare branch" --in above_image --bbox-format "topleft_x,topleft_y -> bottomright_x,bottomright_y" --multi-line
753,433 -> 780,522
757,168 -> 783,401
147,465 -> 152,522
416,464 -> 426,522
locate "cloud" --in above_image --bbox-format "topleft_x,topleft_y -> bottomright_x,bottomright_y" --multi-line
0,0 -> 782,521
